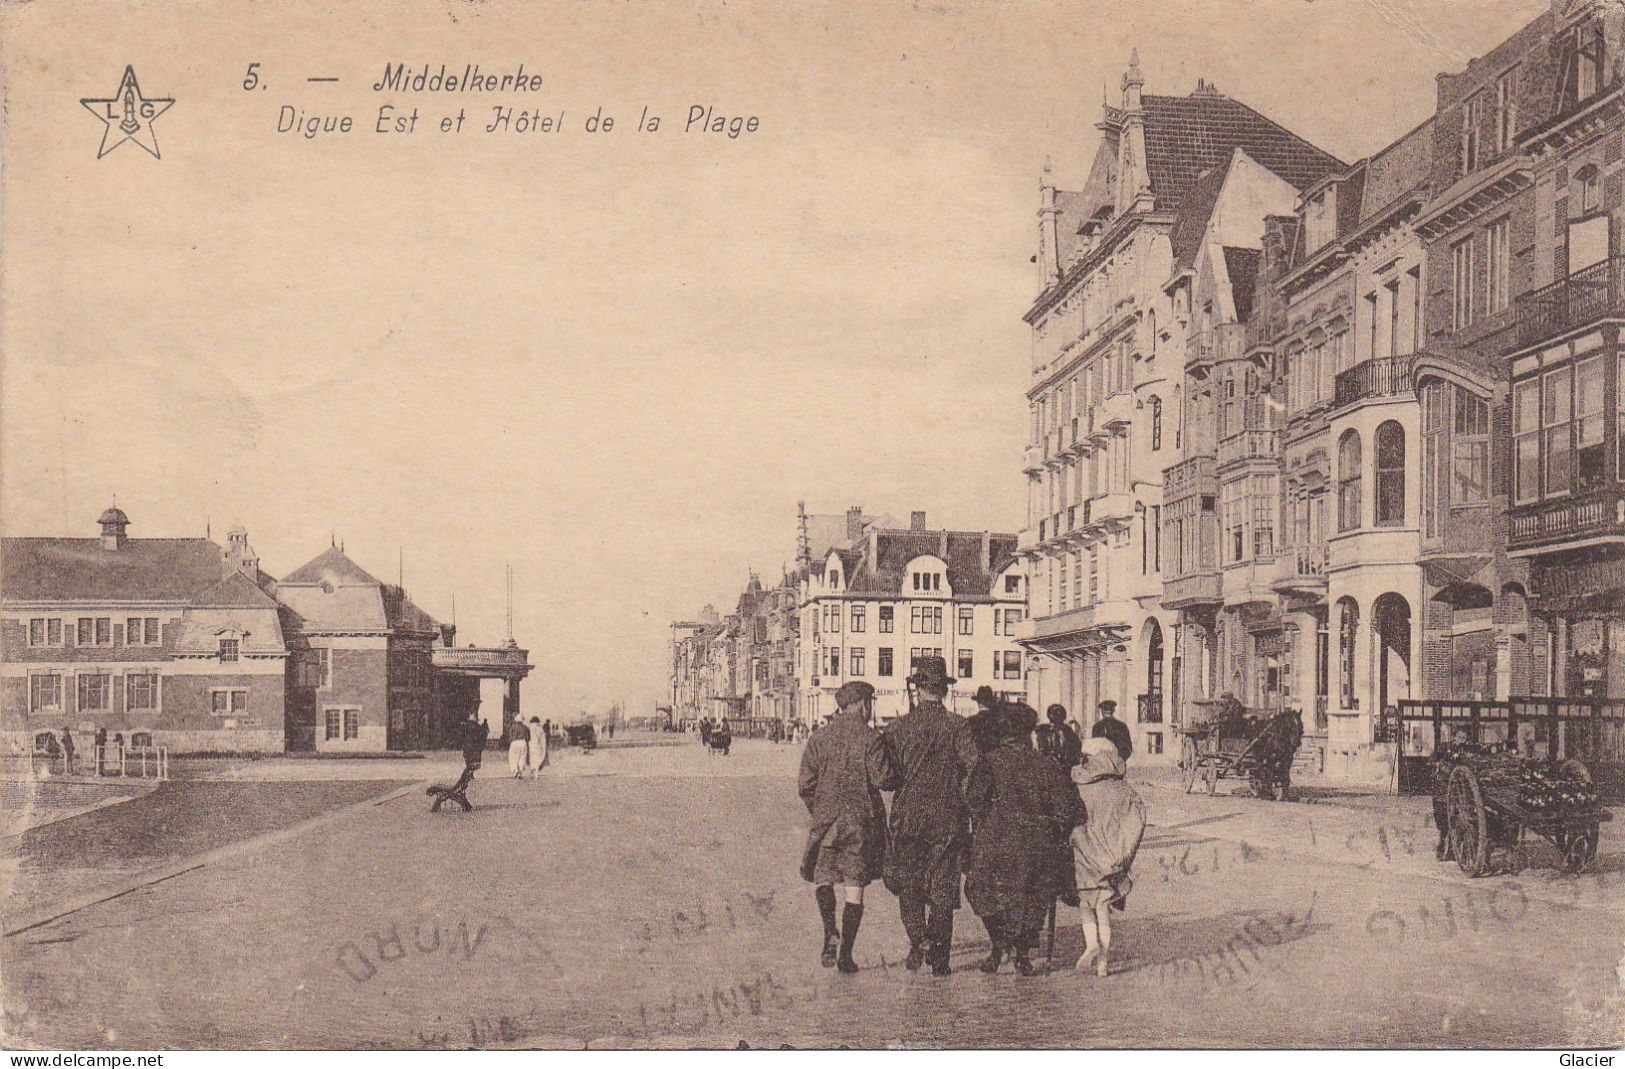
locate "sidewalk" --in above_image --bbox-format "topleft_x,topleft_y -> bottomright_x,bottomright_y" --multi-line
1130,765 -> 1623,916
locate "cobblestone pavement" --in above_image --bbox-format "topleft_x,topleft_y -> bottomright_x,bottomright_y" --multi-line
2,738 -> 1621,1049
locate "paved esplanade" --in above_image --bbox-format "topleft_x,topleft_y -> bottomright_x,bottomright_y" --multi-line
3,738 -> 1621,1048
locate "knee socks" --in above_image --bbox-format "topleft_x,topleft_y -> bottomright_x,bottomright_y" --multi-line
816,885 -> 838,941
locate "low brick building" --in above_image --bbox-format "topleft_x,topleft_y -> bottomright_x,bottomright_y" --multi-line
1,509 -> 287,754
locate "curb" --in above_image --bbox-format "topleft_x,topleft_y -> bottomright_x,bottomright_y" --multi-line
3,779 -> 426,938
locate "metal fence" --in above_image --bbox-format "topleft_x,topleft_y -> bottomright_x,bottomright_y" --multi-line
1385,697 -> 1625,796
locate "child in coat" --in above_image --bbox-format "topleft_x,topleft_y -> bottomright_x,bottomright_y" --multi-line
1069,736 -> 1146,976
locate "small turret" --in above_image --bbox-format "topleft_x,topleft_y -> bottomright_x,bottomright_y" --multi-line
98,506 -> 129,551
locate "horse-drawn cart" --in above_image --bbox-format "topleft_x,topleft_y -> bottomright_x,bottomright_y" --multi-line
1434,749 -> 1610,877
1178,704 -> 1304,800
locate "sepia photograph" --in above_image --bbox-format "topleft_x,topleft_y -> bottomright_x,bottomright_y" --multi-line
1,0 -> 1623,1053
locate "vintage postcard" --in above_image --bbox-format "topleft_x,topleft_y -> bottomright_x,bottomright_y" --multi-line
2,0 -> 1623,1054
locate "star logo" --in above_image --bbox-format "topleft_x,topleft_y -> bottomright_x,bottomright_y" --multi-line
81,66 -> 173,159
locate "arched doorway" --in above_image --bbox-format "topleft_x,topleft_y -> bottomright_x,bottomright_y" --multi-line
1372,592 -> 1413,717
1143,619 -> 1165,723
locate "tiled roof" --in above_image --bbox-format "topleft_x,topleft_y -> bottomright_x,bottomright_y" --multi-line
1168,160 -> 1233,272
190,570 -> 280,609
280,546 -> 384,586
1224,247 -> 1261,324
380,583 -> 440,633
840,530 -> 1019,598
1,538 -> 222,603
1142,93 -> 1345,211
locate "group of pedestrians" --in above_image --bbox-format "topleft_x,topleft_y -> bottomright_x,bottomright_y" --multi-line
797,656 -> 1145,978
505,716 -> 551,778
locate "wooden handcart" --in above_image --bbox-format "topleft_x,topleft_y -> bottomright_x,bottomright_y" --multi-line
1437,755 -> 1610,877
1179,709 -> 1302,800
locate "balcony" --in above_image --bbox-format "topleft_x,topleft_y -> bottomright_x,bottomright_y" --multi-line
1022,444 -> 1043,476
1217,429 -> 1280,469
1163,570 -> 1221,609
1222,554 -> 1280,607
1165,455 -> 1216,502
432,643 -> 533,678
1508,488 -> 1624,552
1516,255 -> 1625,350
1186,323 -> 1247,374
1273,542 -> 1328,596
1333,354 -> 1416,410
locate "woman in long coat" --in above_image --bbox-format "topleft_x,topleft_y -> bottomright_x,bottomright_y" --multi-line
964,703 -> 1082,975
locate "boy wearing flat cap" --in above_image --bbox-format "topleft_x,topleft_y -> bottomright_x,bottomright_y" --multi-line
798,680 -> 891,974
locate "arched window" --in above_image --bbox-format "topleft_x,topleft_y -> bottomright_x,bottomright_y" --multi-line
1338,430 -> 1362,531
1150,396 -> 1163,451
1338,598 -> 1360,709
1374,421 -> 1406,526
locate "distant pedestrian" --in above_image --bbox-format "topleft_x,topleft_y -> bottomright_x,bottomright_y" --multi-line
965,703 -> 1081,976
607,723 -> 615,740
527,716 -> 549,778
507,717 -> 531,777
428,712 -> 490,812
1090,700 -> 1132,763
1036,704 -> 1082,769
94,727 -> 108,776
799,681 -> 890,974
967,686 -> 1002,755
1070,736 -> 1146,977
882,656 -> 978,975
60,726 -> 75,775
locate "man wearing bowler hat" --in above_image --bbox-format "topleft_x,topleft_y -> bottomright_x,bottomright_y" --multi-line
881,655 -> 979,975
798,680 -> 891,974
967,685 -> 1003,755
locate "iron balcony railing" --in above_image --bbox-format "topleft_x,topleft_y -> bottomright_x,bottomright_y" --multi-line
1333,354 -> 1416,409
1516,255 -> 1625,350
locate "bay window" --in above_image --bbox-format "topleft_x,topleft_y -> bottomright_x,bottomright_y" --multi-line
1337,430 -> 1362,531
1514,378 -> 1541,502
1576,355 -> 1605,490
1375,422 -> 1405,526
1544,367 -> 1573,495
1452,392 -> 1490,504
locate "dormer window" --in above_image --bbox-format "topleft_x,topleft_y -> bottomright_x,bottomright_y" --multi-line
219,638 -> 240,662
1561,21 -> 1608,109
911,572 -> 942,593
829,570 -> 840,589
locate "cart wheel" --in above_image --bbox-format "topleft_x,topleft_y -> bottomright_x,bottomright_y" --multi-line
1562,821 -> 1601,873
1204,761 -> 1219,796
1446,764 -> 1489,877
1180,737 -> 1199,793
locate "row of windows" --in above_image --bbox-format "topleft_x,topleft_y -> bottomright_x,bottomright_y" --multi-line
1451,219 -> 1512,330
820,647 -> 1025,680
1513,350 -> 1624,504
325,707 -> 361,741
23,616 -> 163,648
1032,342 -> 1136,443
815,599 -> 1022,636
28,671 -> 162,712
1336,422 -> 1410,532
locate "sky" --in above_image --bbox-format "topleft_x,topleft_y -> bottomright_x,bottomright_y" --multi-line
0,0 -> 1548,718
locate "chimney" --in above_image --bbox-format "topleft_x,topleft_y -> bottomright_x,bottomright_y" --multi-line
97,507 -> 129,551
796,501 -> 811,570
439,624 -> 457,648
846,506 -> 864,542
981,531 -> 992,571
910,511 -> 927,531
223,524 -> 259,579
